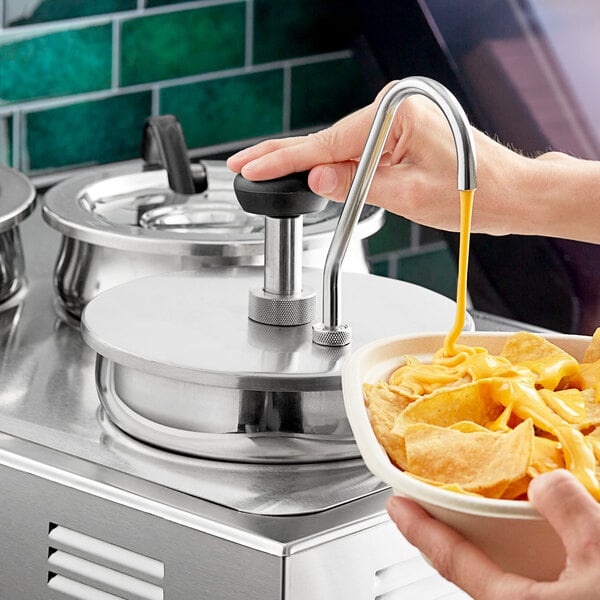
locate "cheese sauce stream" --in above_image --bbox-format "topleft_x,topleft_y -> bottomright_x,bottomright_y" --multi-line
443,189 -> 474,357
391,189 -> 600,499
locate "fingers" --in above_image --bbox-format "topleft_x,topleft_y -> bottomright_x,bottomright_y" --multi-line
528,469 -> 600,563
308,161 -> 419,210
387,476 -> 600,600
387,496 -> 539,600
227,99 -> 384,181
226,137 -> 307,178
387,497 -> 504,598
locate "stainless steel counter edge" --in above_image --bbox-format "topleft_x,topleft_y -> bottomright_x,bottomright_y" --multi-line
0,432 -> 392,557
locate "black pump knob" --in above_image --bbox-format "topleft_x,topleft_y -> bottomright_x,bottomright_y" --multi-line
233,171 -> 328,217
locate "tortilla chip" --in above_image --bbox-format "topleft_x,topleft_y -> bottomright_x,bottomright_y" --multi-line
363,383 -> 411,442
538,387 -> 600,428
527,436 -> 565,477
383,433 -> 409,470
588,432 -> 600,463
392,380 -> 503,437
585,389 -> 600,426
449,421 -> 491,433
403,419 -> 534,496
555,426 -> 600,500
539,388 -> 589,426
500,332 -> 579,390
501,332 -> 570,363
502,475 -> 531,500
363,383 -> 411,469
570,360 -> 600,400
583,328 -> 600,363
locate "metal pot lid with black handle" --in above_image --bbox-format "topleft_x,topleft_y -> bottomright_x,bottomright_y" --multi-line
42,114 -> 384,257
81,172 -> 471,463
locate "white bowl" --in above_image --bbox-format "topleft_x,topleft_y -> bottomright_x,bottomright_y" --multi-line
342,331 -> 592,581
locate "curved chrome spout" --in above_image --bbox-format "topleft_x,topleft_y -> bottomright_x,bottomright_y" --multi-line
312,76 -> 477,346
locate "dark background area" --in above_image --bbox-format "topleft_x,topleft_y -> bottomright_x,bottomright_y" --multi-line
350,0 -> 600,334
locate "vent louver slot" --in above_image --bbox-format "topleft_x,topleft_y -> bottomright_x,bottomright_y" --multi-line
375,556 -> 468,599
47,523 -> 164,600
48,576 -> 126,599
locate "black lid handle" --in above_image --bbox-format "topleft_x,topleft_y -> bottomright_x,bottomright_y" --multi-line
141,115 -> 208,195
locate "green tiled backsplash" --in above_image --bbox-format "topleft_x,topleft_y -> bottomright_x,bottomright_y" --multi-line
0,0 -> 367,174
160,70 -> 284,148
0,0 -> 457,298
120,5 -> 246,87
368,213 -> 459,301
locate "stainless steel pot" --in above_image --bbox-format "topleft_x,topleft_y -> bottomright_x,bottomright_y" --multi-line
0,163 -> 36,303
83,267 -> 467,463
81,166 -> 474,464
42,116 -> 384,323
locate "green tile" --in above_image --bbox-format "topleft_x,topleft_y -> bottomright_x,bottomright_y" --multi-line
160,71 -> 284,149
25,92 -> 152,172
0,25 -> 112,104
290,58 -> 371,130
4,0 -> 136,26
370,259 -> 392,278
398,247 -> 458,300
120,5 -> 246,87
254,0 -> 357,64
0,115 -> 12,167
367,212 -> 412,255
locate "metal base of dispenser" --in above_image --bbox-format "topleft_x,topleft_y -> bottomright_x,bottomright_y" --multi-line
0,434 -> 472,600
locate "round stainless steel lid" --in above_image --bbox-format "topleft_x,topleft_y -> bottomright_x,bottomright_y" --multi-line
81,267 -> 472,392
0,163 -> 36,233
42,161 -> 384,256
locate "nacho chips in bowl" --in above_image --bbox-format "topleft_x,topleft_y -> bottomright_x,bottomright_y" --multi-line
342,331 -> 598,581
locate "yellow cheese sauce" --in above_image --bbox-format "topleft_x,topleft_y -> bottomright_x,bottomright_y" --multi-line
388,189 -> 600,500
443,189 -> 475,356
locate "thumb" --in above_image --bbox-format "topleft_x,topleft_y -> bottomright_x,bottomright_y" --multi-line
308,162 -> 357,203
528,469 -> 600,561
